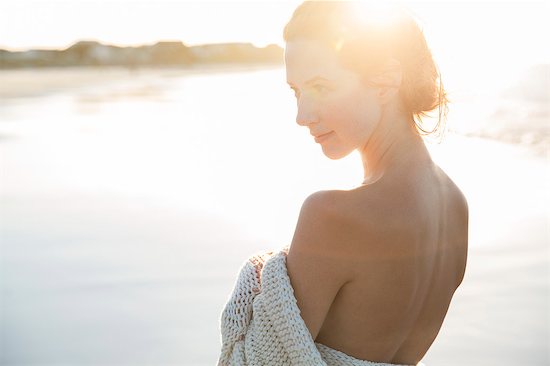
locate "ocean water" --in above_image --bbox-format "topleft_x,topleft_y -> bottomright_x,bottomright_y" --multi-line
0,65 -> 548,365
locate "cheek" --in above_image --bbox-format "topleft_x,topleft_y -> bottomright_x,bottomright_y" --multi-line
322,92 -> 379,133
321,100 -> 348,126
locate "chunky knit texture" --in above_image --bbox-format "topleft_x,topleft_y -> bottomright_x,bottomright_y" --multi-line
218,247 -> 426,366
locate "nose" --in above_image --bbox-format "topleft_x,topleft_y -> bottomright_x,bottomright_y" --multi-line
295,97 -> 318,127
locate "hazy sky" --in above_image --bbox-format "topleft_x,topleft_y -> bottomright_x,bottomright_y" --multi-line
1,0 -> 547,90
0,0 -> 302,50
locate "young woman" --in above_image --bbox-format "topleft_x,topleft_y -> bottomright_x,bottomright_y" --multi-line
282,1 -> 468,364
218,2 -> 468,365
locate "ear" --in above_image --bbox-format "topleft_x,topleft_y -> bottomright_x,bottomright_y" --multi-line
370,58 -> 402,105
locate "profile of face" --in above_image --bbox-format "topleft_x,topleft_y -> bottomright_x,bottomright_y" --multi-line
285,40 -> 383,160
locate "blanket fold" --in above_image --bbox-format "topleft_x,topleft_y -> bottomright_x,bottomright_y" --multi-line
218,247 -> 425,366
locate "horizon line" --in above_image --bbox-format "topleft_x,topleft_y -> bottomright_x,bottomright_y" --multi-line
0,39 -> 286,53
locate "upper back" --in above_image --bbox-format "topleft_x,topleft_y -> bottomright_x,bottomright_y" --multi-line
314,163 -> 469,365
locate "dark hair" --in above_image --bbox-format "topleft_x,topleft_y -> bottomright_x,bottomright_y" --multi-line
283,1 -> 448,140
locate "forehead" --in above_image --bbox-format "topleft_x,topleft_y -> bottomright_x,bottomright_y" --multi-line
285,40 -> 351,85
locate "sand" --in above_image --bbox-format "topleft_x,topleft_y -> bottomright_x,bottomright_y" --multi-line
0,63 -> 281,99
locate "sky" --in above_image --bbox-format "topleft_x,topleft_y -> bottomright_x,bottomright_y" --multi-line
0,0 -> 548,91
0,0 -> 302,50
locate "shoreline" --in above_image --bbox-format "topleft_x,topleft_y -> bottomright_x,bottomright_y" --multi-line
0,62 -> 283,99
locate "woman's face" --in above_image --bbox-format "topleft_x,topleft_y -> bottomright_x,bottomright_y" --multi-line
285,39 -> 382,159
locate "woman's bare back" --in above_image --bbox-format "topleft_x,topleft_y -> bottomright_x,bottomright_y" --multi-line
315,162 -> 469,365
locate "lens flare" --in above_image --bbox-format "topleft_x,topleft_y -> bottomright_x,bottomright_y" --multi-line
349,0 -> 403,28
333,0 -> 406,52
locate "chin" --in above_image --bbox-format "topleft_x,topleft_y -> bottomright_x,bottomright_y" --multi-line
321,146 -> 354,160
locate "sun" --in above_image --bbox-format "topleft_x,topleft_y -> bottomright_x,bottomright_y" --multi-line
332,0 -> 409,53
348,0 -> 405,29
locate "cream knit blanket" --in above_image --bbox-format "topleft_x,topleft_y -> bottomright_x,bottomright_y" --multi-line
217,247 -> 426,366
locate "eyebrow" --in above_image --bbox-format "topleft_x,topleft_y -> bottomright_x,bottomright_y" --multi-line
287,76 -> 331,86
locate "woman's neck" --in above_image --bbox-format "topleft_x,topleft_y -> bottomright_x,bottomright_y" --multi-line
359,108 -> 432,186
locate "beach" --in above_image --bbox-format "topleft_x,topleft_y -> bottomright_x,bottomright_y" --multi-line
0,66 -> 548,365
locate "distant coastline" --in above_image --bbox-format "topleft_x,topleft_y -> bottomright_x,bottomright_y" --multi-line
0,40 -> 284,69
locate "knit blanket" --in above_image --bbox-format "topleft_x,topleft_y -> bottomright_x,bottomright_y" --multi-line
217,247 -> 426,366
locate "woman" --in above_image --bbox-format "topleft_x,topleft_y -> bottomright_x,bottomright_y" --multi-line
218,2 -> 468,365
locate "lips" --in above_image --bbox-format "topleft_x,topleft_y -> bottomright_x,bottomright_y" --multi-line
314,131 -> 333,143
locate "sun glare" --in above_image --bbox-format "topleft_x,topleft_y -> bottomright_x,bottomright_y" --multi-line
330,0 -> 408,51
349,0 -> 404,28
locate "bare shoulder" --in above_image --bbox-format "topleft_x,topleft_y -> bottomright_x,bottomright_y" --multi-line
295,189 -> 395,259
433,164 -> 469,224
301,189 -> 342,214
288,189 -> 379,282
286,190 -> 357,339
433,166 -> 470,285
299,189 -> 371,234
293,190 -> 351,253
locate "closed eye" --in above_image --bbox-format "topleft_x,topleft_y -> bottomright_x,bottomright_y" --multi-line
313,84 -> 327,93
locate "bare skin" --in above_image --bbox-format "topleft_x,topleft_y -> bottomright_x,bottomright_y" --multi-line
314,158 -> 469,364
285,39 -> 469,364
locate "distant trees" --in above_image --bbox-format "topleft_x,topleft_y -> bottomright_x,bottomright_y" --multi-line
0,40 -> 284,68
